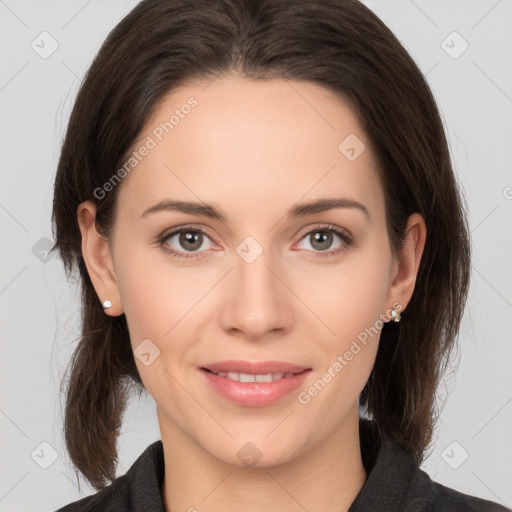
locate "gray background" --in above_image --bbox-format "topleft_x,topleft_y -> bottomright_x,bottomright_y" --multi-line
0,0 -> 511,510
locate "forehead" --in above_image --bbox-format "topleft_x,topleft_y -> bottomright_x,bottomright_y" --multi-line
116,76 -> 384,223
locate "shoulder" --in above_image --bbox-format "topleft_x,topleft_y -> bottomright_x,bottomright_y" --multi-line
54,440 -> 165,512
356,418 -> 510,512
426,480 -> 511,512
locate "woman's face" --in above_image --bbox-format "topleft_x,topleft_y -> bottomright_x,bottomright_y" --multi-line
83,76 -> 421,468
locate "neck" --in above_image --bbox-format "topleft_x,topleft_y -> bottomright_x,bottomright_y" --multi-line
160,410 -> 367,512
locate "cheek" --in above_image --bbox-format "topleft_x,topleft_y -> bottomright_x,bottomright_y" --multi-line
296,250 -> 391,339
298,263 -> 388,418
113,242 -> 213,387
114,255 -> 190,398
296,247 -> 391,398
114,240 -> 192,340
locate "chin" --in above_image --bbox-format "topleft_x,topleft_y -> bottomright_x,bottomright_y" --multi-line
203,433 -> 307,470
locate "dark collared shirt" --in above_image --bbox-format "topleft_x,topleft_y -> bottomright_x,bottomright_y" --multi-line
55,418 -> 510,511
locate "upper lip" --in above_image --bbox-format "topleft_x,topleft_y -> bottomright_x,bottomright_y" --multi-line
201,360 -> 311,374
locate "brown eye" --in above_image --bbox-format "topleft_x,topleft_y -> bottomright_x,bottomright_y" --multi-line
160,227 -> 215,259
296,225 -> 353,257
308,230 -> 335,251
176,230 -> 204,251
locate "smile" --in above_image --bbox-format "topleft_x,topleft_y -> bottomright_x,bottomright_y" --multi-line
199,365 -> 311,407
204,369 -> 298,382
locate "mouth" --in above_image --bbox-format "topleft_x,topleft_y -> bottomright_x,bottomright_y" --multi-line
201,367 -> 308,383
200,360 -> 311,380
198,360 -> 312,407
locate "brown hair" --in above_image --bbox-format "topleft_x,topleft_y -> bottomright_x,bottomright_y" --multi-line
51,0 -> 471,491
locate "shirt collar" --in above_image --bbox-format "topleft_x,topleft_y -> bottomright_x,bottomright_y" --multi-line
348,417 -> 433,511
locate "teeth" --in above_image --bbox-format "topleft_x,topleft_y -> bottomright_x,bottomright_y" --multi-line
214,371 -> 295,382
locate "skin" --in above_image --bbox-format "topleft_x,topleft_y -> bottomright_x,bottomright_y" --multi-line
77,75 -> 426,512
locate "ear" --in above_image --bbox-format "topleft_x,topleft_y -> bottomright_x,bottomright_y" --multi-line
385,213 -> 427,318
77,200 -> 124,316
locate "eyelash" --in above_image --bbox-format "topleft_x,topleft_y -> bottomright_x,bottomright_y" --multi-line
156,223 -> 353,261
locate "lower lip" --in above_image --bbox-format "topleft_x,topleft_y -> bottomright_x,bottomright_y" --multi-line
200,368 -> 311,407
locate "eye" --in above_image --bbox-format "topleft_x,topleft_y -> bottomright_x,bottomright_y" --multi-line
295,224 -> 353,257
156,223 -> 353,261
157,226 -> 216,260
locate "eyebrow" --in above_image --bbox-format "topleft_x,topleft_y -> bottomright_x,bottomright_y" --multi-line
140,197 -> 370,221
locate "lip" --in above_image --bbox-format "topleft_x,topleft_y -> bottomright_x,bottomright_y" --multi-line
201,360 -> 310,374
199,360 -> 312,407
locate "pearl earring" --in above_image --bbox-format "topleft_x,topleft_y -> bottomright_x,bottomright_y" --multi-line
102,300 -> 112,310
391,308 -> 401,322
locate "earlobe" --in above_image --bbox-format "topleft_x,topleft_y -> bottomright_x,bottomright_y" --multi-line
386,213 -> 427,317
77,200 -> 124,316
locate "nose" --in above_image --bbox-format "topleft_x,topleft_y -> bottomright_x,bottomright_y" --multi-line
219,241 -> 293,341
